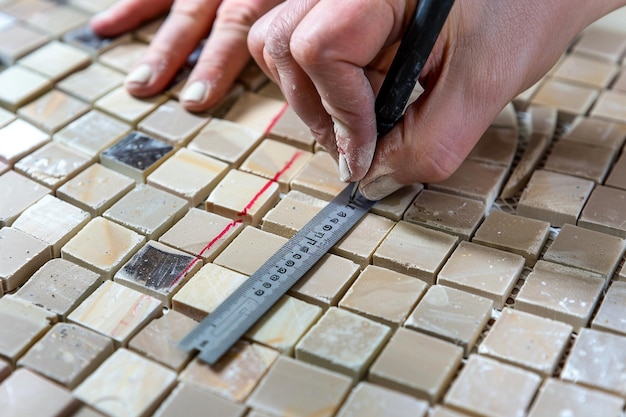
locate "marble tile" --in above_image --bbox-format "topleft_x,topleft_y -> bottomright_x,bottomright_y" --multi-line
224,91 -> 286,133
517,170 -> 595,227
591,90 -> 626,124
472,210 -> 550,266
12,194 -> 90,256
63,25 -> 132,56
95,86 -> 168,126
247,356 -> 352,417
592,280 -> 626,336
268,105 -> 316,151
138,100 -> 210,146
187,118 -> 263,167
371,183 -> 423,221
54,110 -> 131,158
261,189 -> 326,238
544,139 -> 616,183
339,265 -> 427,326
369,327 -> 462,403
18,40 -> 90,81
26,4 -> 90,37
572,27 -> 626,62
61,216 -> 145,280
336,381 -> 429,417
403,189 -> 486,240
543,223 -> 625,279
99,41 -> 148,74
18,323 -> 114,389
515,260 -> 604,331
553,53 -> 619,87
444,354 -> 541,417
579,185 -> 626,238
57,63 -> 125,103
0,368 -> 79,417
0,170 -> 50,227
206,169 -> 280,226
466,127 -> 517,167
0,65 -> 51,111
438,241 -> 524,309
247,295 -> 322,355
158,207 -> 243,262
330,213 -> 395,267
531,78 -> 599,120
561,327 -> 626,396
2,0 -> 55,20
290,151 -> 347,201
114,240 -> 200,306
17,89 -> 90,133
103,183 -> 189,240
128,309 -> 197,371
147,148 -> 228,206
180,340 -> 278,403
296,307 -> 391,380
528,378 -> 624,417
68,280 -> 161,345
605,150 -> 626,190
373,221 -> 458,284
405,284 -> 493,357
74,348 -> 176,417
560,115 -> 626,150
0,24 -> 50,65
153,383 -> 247,417
0,227 -> 50,292
57,163 -> 135,216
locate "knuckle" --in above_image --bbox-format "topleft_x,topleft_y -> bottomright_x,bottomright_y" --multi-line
290,32 -> 327,67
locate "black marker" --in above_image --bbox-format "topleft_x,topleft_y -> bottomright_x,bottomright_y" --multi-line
351,0 -> 456,201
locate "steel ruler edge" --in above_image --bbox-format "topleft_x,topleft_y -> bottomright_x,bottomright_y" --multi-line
179,184 -> 376,364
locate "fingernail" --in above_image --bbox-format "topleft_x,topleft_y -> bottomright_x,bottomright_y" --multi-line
181,81 -> 208,103
361,175 -> 403,201
125,64 -> 152,85
338,154 -> 351,182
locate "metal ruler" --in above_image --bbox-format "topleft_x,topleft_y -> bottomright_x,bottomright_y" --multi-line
179,185 -> 376,364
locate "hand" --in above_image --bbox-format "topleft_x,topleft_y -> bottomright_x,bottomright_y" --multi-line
91,0 -> 281,111
249,0 -> 626,200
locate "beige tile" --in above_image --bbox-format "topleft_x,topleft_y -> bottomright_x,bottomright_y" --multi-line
579,185 -> 626,238
14,258 -> 100,319
491,102 -> 518,130
103,184 -> 189,240
336,381 -> 429,417
128,309 -> 197,371
553,53 -> 619,87
2,0 -> 55,20
0,170 -> 50,227
528,103 -> 559,137
606,150 -> 626,190
26,4 -> 90,37
114,240 -> 200,306
18,40 -> 90,81
74,348 -> 176,417
339,265 -> 427,326
18,323 -> 114,389
591,90 -> 626,124
147,148 -> 228,206
12,194 -> 90,257
296,307 -> 391,380
430,406 -> 472,417
544,223 -> 625,279
333,214 -> 395,267
0,24 -> 50,65
57,63 -> 124,103
247,356 -> 352,417
68,280 -> 161,345
180,340 -> 278,403
572,27 -> 626,62
138,100 -> 210,146
478,308 -> 572,375
172,263 -> 248,321
154,383 -> 247,417
403,189 -> 486,240
592,280 -> 626,336
444,354 -> 541,417
0,106 -> 14,128
517,170 -> 595,227
438,241 -> 524,309
0,368 -> 78,417
206,169 -> 280,226
561,327 -> 626,396
214,226 -> 287,276
99,41 -> 148,73
369,327 -> 462,403
374,221 -> 458,284
61,217 -> 145,280
0,227 -> 50,292
289,253 -> 360,307
560,115 -> 626,150
405,284 -> 493,357
240,138 -> 313,193
532,78 -> 599,119
95,86 -> 167,126
62,25 -> 132,56
247,295 -> 322,355
472,210 -> 550,266
0,65 -> 51,111
224,91 -> 286,133
515,260 -> 604,331
188,118 -> 263,167
158,208 -> 243,262
466,127 -> 517,167
528,378 -> 625,417
268,105 -> 316,151
57,163 -> 135,216
261,190 -> 326,238
371,183 -> 423,221
0,295 -> 55,365
291,151 -> 346,200
544,140 -> 616,183
17,89 -> 90,133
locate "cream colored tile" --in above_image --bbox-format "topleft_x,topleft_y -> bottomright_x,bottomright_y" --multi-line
0,24 -> 50,65
63,25 -> 132,56
369,327 -> 462,403
26,4 -> 90,37
336,382 -> 429,417
268,105 -> 316,151
430,406 -> 472,417
592,281 -> 626,336
0,106 -> 14,128
0,170 -> 50,227
544,140 -> 616,183
290,151 -> 346,201
61,217 -> 145,280
17,89 -> 90,133
74,348 -> 176,417
553,53 -> 619,87
18,40 -> 90,81
332,213 -> 395,267
373,221 -> 458,284
261,190 -> 326,238
0,65 -> 51,111
491,102 -> 518,130
154,383 -> 247,417
532,78 -> 599,119
591,90 -> 626,124
572,27 -> 626,62
579,185 -> 626,238
214,226 -> 287,275
371,183 -> 423,221
2,0 -> 55,20
466,127 -> 518,167
99,41 -> 148,73
138,100 -> 210,146
561,116 -> 626,150
0,227 -> 50,292
224,91 -> 286,132
57,63 -> 124,103
95,85 -> 168,126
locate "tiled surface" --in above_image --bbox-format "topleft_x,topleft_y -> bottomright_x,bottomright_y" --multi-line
2,3 -> 626,416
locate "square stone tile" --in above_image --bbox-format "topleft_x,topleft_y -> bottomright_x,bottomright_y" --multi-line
268,105 -> 316,151
0,106 -> 14,128
336,382 -> 429,417
290,151 -> 346,201
0,118 -> 49,165
0,170 -> 50,227
18,40 -> 90,81
560,116 -> 626,150
138,99 -> 210,146
95,86 -> 167,126
591,90 -> 626,124
98,41 -> 148,74
592,280 -> 626,336
224,91 -> 286,133
2,0 -> 56,20
26,4 -> 90,37
153,383 -> 247,417
332,213 -> 395,267
553,53 -> 619,87
531,78 -> 599,119
57,63 -> 124,103
605,150 -> 626,190
261,189 -> 326,238
0,227 -> 50,292
579,185 -> 626,238
466,127 -> 518,167
17,89 -> 90,133
0,24 -> 50,65
572,27 -> 626,62
371,183 -> 423,221
544,140 -> 616,183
